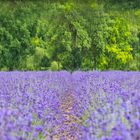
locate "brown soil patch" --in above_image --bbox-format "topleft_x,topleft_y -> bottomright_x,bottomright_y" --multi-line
53,94 -> 82,140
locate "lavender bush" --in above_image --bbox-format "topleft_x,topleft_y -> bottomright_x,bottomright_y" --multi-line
0,71 -> 140,140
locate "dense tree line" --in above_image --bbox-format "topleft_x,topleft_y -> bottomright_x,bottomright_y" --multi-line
0,0 -> 140,71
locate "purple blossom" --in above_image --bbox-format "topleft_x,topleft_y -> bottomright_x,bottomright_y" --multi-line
0,71 -> 140,139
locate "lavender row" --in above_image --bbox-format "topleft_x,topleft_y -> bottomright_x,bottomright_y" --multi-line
0,71 -> 140,140
72,71 -> 140,140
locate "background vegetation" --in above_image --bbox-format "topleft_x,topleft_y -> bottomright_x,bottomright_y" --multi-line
0,0 -> 140,71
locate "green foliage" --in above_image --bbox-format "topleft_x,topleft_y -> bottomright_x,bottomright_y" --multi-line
50,61 -> 59,71
129,53 -> 140,70
105,18 -> 134,69
0,1 -> 140,71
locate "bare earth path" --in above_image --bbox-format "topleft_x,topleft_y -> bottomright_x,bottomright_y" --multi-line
53,94 -> 82,140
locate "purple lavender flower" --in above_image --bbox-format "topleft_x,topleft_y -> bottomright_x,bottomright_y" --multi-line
0,71 -> 140,139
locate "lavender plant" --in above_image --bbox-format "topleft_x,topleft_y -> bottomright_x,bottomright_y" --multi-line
0,71 -> 140,140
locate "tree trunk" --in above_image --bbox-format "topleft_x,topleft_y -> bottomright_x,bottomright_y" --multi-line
69,22 -> 77,70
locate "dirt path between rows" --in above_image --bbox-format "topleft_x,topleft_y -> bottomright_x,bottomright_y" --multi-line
53,94 -> 82,140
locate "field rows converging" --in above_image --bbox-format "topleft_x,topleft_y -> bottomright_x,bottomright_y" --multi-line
0,71 -> 140,140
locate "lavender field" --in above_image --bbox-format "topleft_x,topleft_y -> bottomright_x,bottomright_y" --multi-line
0,71 -> 140,140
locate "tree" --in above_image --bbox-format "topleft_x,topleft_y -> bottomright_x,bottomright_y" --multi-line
105,18 -> 133,70
45,2 -> 91,70
84,4 -> 111,70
